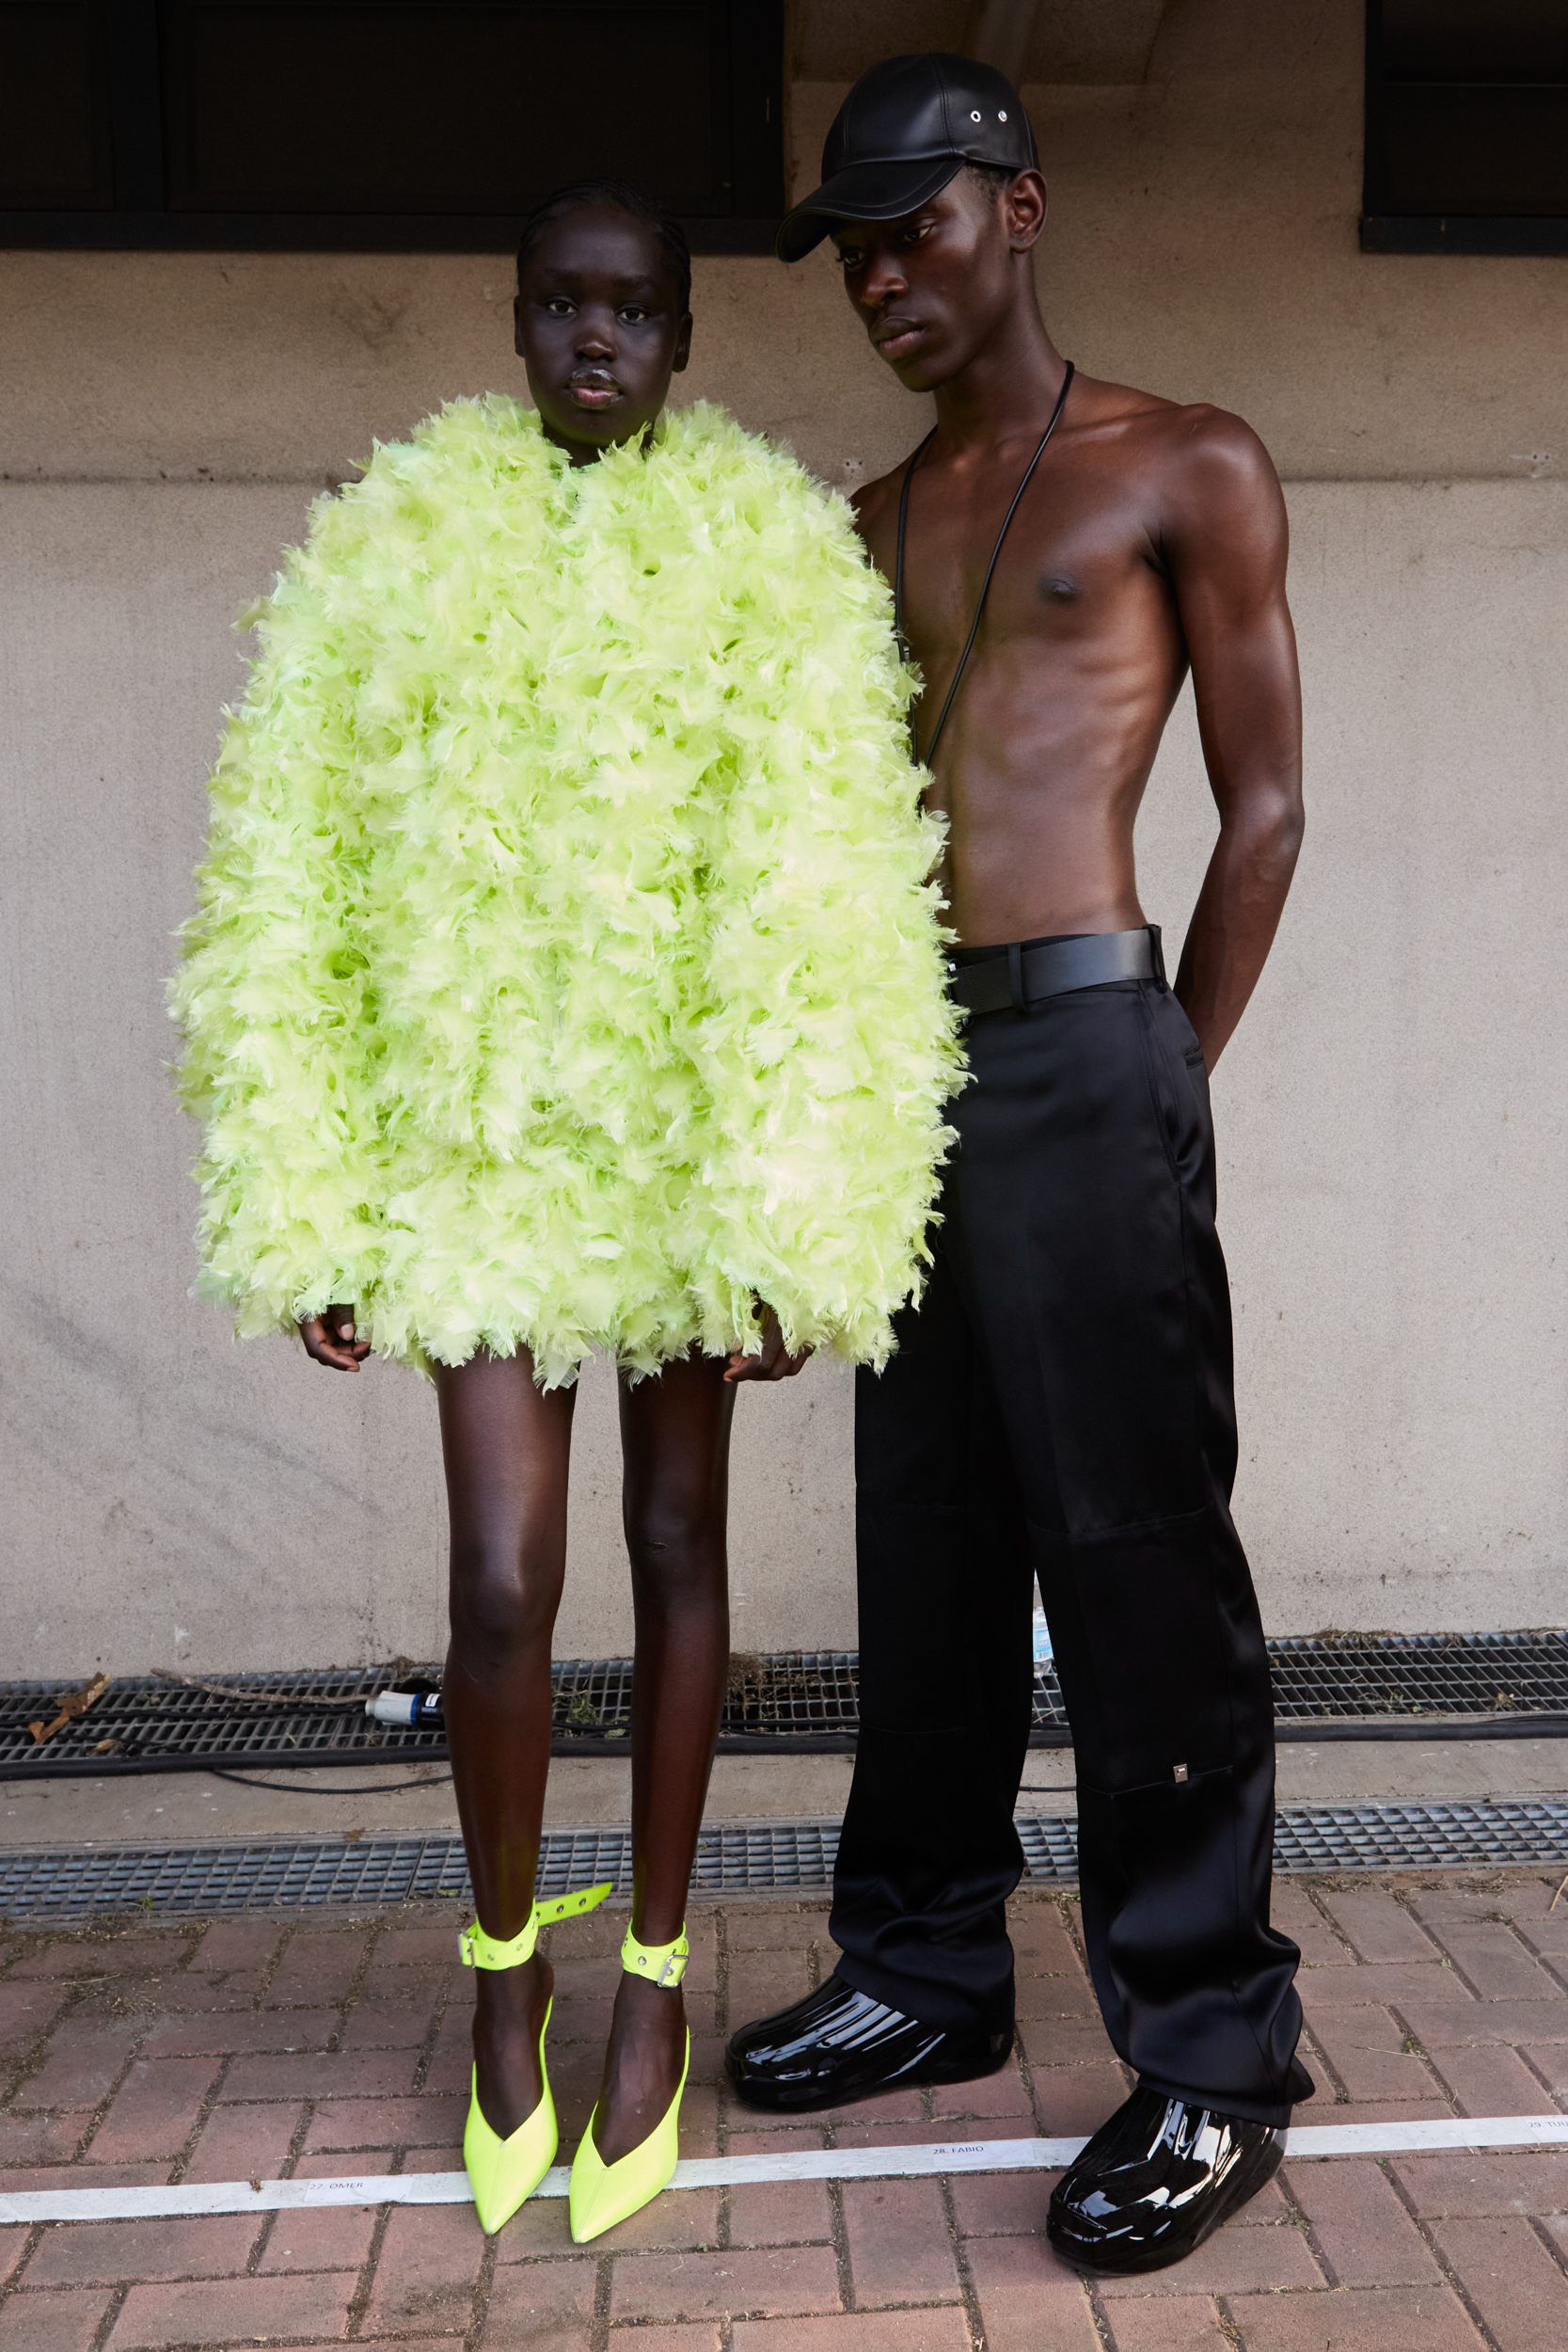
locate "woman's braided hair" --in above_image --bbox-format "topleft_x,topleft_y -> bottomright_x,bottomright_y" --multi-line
515,177 -> 691,314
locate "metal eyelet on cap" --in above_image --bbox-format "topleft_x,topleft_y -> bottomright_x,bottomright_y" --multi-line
970,110 -> 982,121
999,110 -> 1008,120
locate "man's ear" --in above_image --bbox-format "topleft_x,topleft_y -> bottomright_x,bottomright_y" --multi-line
513,293 -> 526,357
1005,168 -> 1048,254
672,311 -> 693,373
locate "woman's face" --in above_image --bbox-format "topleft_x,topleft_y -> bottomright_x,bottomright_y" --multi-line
515,202 -> 692,463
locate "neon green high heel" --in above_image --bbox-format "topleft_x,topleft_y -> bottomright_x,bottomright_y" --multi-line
568,1921 -> 690,2244
459,1881 -> 611,2235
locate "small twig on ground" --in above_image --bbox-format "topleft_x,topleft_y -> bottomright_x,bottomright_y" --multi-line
1550,1870 -> 1568,1912
149,1667 -> 377,1710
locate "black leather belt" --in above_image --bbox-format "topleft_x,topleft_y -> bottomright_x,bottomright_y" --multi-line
947,926 -> 1161,1017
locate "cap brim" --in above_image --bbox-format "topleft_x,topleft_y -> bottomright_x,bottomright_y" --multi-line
774,155 -> 963,262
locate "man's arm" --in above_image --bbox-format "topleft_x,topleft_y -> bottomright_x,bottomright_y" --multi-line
1161,412 -> 1305,1068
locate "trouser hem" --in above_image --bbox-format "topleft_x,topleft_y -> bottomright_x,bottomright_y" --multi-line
1134,2073 -> 1300,2131
833,1951 -> 1016,2042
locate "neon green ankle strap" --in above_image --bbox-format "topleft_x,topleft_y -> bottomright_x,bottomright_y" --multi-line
460,1881 -> 612,1971
621,1921 -> 689,1989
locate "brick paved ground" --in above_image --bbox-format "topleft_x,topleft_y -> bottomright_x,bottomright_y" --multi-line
3,1870 -> 1568,2348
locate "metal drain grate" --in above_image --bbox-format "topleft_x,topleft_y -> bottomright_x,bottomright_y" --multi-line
1271,1800 -> 1568,1873
7,1630 -> 1568,1784
1266,1631 -> 1568,1723
1,1667 -> 436,1780
0,1827 -> 816,1923
5,1802 -> 1568,1923
0,1653 -> 868,1782
554,1653 -> 863,1748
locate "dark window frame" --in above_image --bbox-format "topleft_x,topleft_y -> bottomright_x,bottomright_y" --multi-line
0,0 -> 784,252
1362,0 -> 1568,254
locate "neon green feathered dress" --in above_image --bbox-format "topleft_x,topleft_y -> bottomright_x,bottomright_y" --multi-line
171,396 -> 962,1386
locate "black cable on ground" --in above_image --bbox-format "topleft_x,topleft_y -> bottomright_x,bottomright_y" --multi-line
202,1766 -> 453,1795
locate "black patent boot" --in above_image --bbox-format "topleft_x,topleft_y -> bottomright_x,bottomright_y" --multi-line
725,1973 -> 1013,2112
1046,2086 -> 1286,2274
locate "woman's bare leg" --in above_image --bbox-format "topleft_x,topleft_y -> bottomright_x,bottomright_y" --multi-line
592,1349 -> 736,2164
436,1349 -> 576,2137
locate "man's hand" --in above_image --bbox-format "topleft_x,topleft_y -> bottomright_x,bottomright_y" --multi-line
299,1304 -> 372,1372
724,1304 -> 813,1384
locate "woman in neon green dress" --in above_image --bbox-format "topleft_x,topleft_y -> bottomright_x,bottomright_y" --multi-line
172,181 -> 958,2243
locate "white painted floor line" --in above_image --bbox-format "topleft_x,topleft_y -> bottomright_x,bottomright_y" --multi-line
3,2114 -> 1567,2226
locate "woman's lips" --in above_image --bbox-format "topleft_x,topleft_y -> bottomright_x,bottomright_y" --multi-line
569,378 -> 619,409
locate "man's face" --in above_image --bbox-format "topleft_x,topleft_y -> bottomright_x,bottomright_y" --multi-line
515,202 -> 692,460
830,170 -> 1045,392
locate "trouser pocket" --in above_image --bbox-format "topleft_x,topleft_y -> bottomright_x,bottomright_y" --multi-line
1136,988 -> 1212,1190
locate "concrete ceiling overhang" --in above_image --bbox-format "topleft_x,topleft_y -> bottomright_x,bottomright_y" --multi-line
791,1 -> 1173,87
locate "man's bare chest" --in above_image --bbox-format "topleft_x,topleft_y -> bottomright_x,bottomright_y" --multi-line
876,462 -> 1175,684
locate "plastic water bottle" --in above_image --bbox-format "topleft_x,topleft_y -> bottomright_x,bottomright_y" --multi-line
365,1687 -> 443,1727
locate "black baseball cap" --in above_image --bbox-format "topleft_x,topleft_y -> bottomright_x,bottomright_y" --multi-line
776,53 -> 1037,263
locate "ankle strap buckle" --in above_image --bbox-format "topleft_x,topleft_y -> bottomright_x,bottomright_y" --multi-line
621,1923 -> 689,1988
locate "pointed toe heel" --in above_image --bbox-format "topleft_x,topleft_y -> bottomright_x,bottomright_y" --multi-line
458,1881 -> 612,2235
569,2032 -> 689,2243
463,2023 -> 557,2236
568,1921 -> 691,2244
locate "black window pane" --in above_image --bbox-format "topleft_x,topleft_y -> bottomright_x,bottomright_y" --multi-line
1379,83 -> 1568,214
1382,2 -> 1568,83
0,0 -> 104,204
165,2 -> 721,215
1366,0 -> 1568,237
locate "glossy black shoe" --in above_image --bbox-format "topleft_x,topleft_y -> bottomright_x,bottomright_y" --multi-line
725,1972 -> 1013,2112
1046,2087 -> 1286,2275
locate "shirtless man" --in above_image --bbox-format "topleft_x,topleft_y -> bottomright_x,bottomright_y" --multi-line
725,55 -> 1310,2274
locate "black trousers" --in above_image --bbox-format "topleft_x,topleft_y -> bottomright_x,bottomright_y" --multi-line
831,956 -> 1313,2126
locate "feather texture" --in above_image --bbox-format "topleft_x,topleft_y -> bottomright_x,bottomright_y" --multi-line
170,397 -> 961,1385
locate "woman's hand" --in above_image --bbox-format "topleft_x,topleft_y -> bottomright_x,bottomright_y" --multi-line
724,1304 -> 812,1384
299,1304 -> 372,1371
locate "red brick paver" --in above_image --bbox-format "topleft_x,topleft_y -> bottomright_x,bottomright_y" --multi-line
22,2213 -> 260,2287
1390,2146 -> 1568,2214
1225,2282 -> 1485,2350
84,2058 -> 220,2163
0,1874 -> 1566,2348
1427,2213 -> 1568,2349
104,2269 -> 357,2347
1105,2295 -> 1233,2349
483,2257 -> 599,2344
841,2175 -> 965,2305
1095,2215 -> 1324,2298
182,2096 -> 304,2182
1302,2005 -> 1442,2102
13,2017 -> 142,2108
0,2285 -> 116,2351
1282,2155 -> 1442,2284
257,2199 -> 380,2271
611,2244 -> 845,2322
732,2318 -> 973,2350
357,2201 -> 485,2336
964,2232 -> 1102,2349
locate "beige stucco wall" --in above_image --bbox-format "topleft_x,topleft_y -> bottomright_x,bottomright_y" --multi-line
3,0 -> 1565,1675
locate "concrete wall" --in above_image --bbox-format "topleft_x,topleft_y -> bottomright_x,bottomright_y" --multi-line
3,0 -> 1566,1676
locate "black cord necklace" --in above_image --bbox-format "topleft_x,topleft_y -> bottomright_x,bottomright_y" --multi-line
894,360 -> 1075,767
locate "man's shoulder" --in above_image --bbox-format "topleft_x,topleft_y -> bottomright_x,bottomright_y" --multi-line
1073,373 -> 1274,478
1072,377 -> 1282,526
851,378 -> 1275,524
